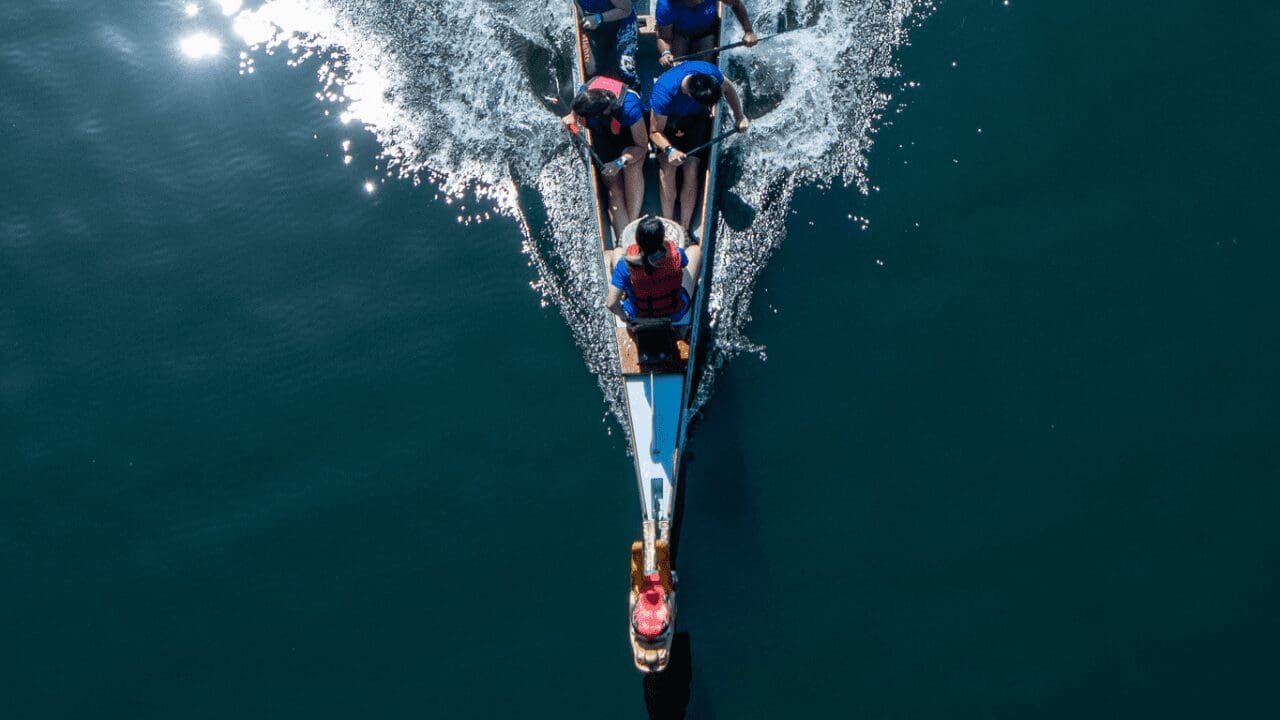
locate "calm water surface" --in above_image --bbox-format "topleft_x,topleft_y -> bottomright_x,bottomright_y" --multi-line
3,1 -> 1278,718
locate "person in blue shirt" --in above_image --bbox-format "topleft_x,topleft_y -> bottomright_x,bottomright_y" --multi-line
648,61 -> 748,230
655,0 -> 757,69
560,76 -> 649,237
578,0 -> 639,86
605,216 -> 702,324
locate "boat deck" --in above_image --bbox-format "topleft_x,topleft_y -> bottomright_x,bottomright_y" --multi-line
616,327 -> 691,374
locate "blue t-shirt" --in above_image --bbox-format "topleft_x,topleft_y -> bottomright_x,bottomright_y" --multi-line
576,87 -> 647,135
649,61 -> 724,119
655,0 -> 718,36
612,247 -> 690,318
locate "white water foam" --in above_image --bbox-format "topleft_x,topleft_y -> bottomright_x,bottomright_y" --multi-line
216,0 -> 933,421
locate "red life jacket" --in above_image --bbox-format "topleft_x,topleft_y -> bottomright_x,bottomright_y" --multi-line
625,241 -> 684,317
585,75 -> 627,135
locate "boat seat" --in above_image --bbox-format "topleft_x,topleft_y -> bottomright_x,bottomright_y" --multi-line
629,318 -> 678,365
616,327 -> 690,374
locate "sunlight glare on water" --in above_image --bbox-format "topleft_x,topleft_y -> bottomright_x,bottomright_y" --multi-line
179,32 -> 222,60
214,0 -> 934,421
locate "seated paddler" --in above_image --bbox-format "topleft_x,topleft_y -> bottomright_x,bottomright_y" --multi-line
606,216 -> 703,326
577,0 -> 639,87
561,76 -> 649,237
655,0 -> 758,69
649,61 -> 748,230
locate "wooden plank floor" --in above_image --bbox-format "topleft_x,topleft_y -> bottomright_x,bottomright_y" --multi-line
617,327 -> 691,374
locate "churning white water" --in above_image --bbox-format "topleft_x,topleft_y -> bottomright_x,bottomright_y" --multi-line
221,0 -> 932,419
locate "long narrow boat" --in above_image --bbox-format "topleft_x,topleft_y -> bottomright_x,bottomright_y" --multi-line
569,1 -> 725,672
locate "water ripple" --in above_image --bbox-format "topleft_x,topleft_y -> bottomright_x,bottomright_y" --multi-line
214,0 -> 933,420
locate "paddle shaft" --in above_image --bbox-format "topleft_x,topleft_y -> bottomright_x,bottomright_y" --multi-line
673,30 -> 790,62
541,94 -> 623,171
568,125 -> 609,169
679,127 -> 740,158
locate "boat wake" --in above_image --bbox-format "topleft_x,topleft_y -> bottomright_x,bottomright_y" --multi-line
221,0 -> 933,421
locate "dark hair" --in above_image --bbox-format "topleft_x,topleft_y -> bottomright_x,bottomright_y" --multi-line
635,216 -> 666,274
572,88 -> 616,118
686,73 -> 722,107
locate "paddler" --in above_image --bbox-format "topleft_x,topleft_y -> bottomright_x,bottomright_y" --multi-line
648,62 -> 749,230
655,0 -> 758,69
577,0 -> 640,87
561,76 -> 649,237
606,216 -> 702,325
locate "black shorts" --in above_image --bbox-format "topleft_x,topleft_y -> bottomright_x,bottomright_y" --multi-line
590,128 -> 631,163
585,17 -> 639,84
664,114 -> 712,159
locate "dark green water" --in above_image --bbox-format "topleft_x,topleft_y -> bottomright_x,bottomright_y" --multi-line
3,1 -> 1278,718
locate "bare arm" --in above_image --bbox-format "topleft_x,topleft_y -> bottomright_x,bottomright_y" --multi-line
649,112 -> 671,148
721,78 -> 749,132
602,118 -> 649,176
649,112 -> 687,165
723,0 -> 757,44
602,0 -> 632,22
656,25 -> 675,66
582,0 -> 633,28
606,285 -> 630,322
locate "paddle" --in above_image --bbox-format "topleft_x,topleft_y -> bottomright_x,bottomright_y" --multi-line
679,126 -> 741,158
567,121 -> 610,170
672,27 -> 803,63
540,94 -> 609,170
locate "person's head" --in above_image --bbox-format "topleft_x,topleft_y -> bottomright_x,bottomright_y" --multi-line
635,216 -> 667,273
572,88 -> 616,118
636,216 -> 666,254
685,73 -> 722,107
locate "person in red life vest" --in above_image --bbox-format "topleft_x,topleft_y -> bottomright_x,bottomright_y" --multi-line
605,216 -> 702,324
561,76 -> 649,237
655,0 -> 758,69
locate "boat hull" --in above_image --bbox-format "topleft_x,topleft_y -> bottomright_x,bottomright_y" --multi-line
568,0 -> 725,673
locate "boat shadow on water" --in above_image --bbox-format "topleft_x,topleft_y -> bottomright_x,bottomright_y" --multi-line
642,631 -> 696,720
642,383 -> 763,719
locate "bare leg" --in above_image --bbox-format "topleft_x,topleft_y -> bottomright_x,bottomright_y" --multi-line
681,244 -> 703,295
658,155 -> 678,222
678,156 -> 701,231
604,172 -> 630,238
622,146 -> 645,222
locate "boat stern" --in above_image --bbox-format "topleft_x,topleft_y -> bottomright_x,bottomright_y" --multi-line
628,538 -> 676,673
